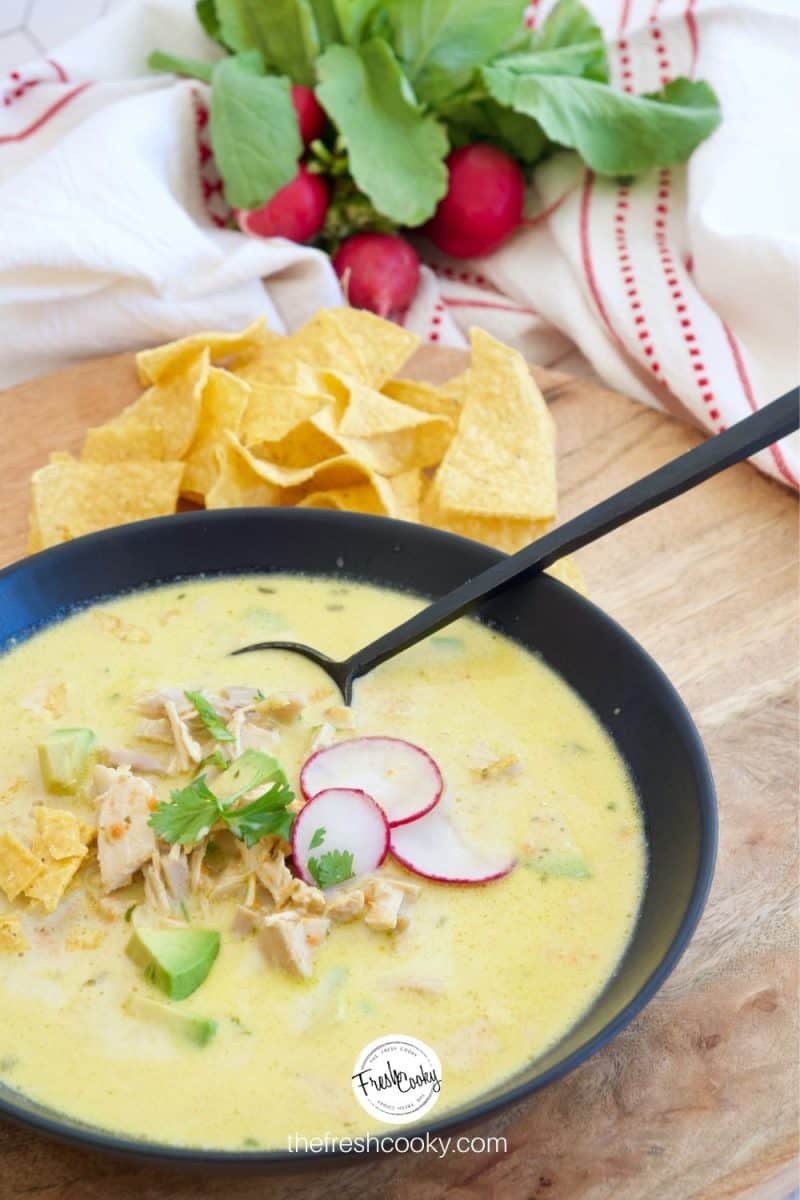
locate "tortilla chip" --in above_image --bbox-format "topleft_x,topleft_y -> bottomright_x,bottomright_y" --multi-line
251,420 -> 342,470
241,384 -> 331,447
182,366 -> 250,499
27,514 -> 43,555
31,456 -> 183,548
315,308 -> 418,387
383,378 -> 462,422
83,349 -> 208,463
288,310 -> 370,380
0,832 -> 42,901
432,328 -> 556,522
235,343 -> 324,391
421,486 -> 552,553
32,807 -> 89,862
389,469 -> 423,523
24,854 -> 85,913
136,319 -> 269,384
298,482 -> 392,517
545,557 -> 588,595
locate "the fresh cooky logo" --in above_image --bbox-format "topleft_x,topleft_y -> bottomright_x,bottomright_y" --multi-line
352,1035 -> 443,1125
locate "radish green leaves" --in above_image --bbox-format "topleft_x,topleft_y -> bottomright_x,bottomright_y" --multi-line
151,0 -> 721,221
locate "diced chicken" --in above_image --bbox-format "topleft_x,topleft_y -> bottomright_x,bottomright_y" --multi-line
363,877 -> 417,932
324,704 -> 355,730
258,691 -> 305,723
135,688 -> 194,718
135,718 -> 174,745
325,888 -> 365,923
103,747 -> 170,775
164,700 -> 203,772
95,767 -> 157,893
258,912 -> 330,979
284,878 -> 326,915
93,763 -> 120,795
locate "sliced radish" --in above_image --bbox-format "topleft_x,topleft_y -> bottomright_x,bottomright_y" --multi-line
292,788 -> 389,888
390,806 -> 516,885
300,736 -> 443,827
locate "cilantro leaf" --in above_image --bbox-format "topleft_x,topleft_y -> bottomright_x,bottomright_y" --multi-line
309,826 -> 326,850
316,39 -> 449,225
225,796 -> 295,847
307,848 -> 355,890
150,776 -> 220,846
150,751 -> 295,847
210,52 -> 302,209
185,690 -> 235,743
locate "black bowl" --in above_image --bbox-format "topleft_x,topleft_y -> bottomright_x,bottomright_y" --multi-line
0,509 -> 716,1169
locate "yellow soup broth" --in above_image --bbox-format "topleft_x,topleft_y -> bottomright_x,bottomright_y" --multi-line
0,574 -> 645,1149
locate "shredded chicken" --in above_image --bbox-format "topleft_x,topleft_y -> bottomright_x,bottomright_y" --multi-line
232,904 -> 260,936
164,699 -> 203,772
248,839 -> 294,906
258,912 -> 330,979
135,718 -> 174,745
136,688 -> 194,719
325,888 -> 365,923
94,767 -> 157,893
284,878 -> 326,915
103,747 -> 170,775
162,845 -> 189,901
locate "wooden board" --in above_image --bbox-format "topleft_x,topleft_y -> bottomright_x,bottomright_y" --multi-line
0,348 -> 797,1200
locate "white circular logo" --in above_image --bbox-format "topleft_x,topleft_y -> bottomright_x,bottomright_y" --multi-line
351,1034 -> 443,1125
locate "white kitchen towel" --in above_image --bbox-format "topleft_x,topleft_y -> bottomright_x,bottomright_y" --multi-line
0,0 -> 796,486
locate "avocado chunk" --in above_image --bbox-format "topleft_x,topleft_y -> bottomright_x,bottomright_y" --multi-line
38,728 -> 95,794
124,992 -> 217,1046
126,927 -> 220,1000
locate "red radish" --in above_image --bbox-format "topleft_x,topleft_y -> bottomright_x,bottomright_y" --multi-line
425,144 -> 525,259
291,788 -> 389,887
332,234 -> 420,318
291,85 -> 326,146
237,165 -> 329,243
390,806 -> 516,885
301,736 -> 442,826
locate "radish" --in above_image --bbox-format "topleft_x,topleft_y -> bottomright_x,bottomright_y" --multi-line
301,736 -> 442,827
292,85 -> 326,147
332,234 -> 420,318
424,144 -> 525,259
390,805 -> 516,885
237,165 -> 329,243
292,788 -> 390,888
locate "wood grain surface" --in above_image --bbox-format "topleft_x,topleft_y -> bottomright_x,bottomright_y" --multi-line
0,347 -> 797,1200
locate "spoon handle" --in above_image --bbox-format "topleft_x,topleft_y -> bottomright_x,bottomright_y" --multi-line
345,388 -> 799,682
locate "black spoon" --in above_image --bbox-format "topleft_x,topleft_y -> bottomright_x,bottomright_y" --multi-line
233,388 -> 799,702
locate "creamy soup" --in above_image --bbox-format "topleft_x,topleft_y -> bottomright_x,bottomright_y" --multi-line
0,575 -> 644,1149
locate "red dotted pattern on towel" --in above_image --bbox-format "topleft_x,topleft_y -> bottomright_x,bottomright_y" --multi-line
523,2 -> 541,30
428,299 -> 445,343
648,0 -> 674,86
191,89 -> 230,228
655,168 -> 722,428
2,60 -> 69,110
429,263 -> 494,291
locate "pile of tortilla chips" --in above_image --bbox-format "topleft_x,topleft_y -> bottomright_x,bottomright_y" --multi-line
27,308 -> 584,591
